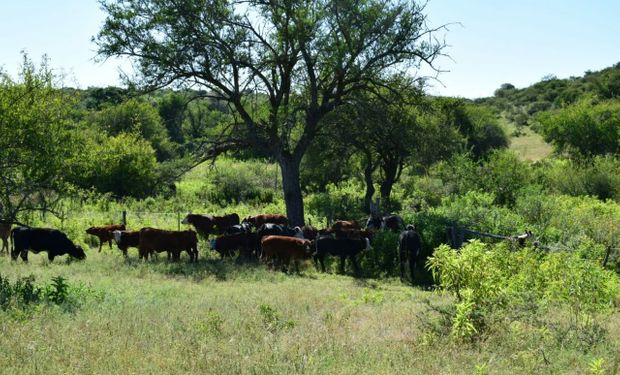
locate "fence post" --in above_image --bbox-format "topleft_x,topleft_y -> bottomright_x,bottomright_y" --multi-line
122,211 -> 127,227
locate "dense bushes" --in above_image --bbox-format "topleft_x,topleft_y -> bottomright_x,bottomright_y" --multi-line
427,241 -> 619,341
69,132 -> 160,198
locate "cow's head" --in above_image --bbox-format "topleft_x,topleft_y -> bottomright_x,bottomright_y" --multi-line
293,226 -> 304,239
71,245 -> 87,260
112,230 -> 123,243
181,213 -> 193,225
303,240 -> 315,257
366,216 -> 382,230
85,227 -> 97,235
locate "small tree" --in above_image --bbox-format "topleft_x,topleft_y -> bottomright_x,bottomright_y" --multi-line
0,56 -> 78,223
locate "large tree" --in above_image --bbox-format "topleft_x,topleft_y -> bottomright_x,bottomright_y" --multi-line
96,0 -> 444,225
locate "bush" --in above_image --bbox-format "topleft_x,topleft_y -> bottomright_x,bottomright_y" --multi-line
359,231 -> 400,278
69,132 -> 161,198
305,182 -> 366,224
427,241 -> 619,341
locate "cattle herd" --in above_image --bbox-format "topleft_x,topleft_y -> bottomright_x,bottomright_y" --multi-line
0,214 -> 422,280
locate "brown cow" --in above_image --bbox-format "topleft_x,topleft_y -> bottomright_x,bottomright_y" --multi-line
0,222 -> 11,254
138,228 -> 198,262
210,232 -> 256,259
86,224 -> 126,252
112,230 -> 140,257
331,220 -> 360,231
261,235 -> 313,273
182,213 -> 240,237
245,214 -> 288,228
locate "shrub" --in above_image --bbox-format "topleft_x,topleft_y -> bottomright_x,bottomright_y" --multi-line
427,241 -> 619,341
359,231 -> 400,278
69,132 -> 161,198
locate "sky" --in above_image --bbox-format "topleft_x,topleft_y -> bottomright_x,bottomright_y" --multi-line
0,0 -> 619,99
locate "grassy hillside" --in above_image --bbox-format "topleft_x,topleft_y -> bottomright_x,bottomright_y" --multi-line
500,118 -> 553,161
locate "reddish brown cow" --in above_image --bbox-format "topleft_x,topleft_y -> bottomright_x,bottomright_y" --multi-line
261,235 -> 313,273
182,213 -> 240,237
210,232 -> 256,259
0,222 -> 11,254
86,224 -> 126,252
245,214 -> 288,228
138,228 -> 198,262
112,230 -> 140,257
331,220 -> 360,231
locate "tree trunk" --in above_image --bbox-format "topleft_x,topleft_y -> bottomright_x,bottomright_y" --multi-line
279,156 -> 305,227
363,159 -> 376,214
380,161 -> 399,212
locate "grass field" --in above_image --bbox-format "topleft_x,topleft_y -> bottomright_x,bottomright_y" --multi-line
1,250 -> 619,374
502,118 -> 554,161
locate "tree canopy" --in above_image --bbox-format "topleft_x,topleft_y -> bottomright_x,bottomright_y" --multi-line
96,0 -> 445,225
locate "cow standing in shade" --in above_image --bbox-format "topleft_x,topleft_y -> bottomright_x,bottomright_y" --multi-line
11,227 -> 86,262
314,236 -> 371,276
399,225 -> 422,284
182,213 -> 240,238
112,230 -> 140,257
86,224 -> 126,252
261,235 -> 313,273
0,221 -> 11,254
245,214 -> 288,227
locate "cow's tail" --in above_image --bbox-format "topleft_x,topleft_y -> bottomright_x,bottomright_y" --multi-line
10,228 -> 16,259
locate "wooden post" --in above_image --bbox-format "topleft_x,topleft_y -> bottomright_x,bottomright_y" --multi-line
122,211 -> 127,227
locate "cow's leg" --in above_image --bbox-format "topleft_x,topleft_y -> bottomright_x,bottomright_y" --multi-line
294,259 -> 300,274
409,252 -> 416,286
1,238 -> 6,253
338,256 -> 346,274
48,252 -> 55,262
20,250 -> 28,262
350,255 -> 361,276
319,256 -> 327,273
399,246 -> 407,281
98,240 -> 103,253
108,239 -> 112,249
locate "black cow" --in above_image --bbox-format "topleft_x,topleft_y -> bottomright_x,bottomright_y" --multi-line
399,225 -> 422,284
224,221 -> 253,235
11,227 -> 86,262
366,214 -> 404,232
314,236 -> 371,275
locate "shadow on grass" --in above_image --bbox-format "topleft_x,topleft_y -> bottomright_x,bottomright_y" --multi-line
119,251 -> 320,283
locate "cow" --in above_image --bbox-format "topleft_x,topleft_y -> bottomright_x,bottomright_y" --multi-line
331,220 -> 361,231
366,214 -> 404,232
399,225 -> 422,285
138,228 -> 198,262
181,213 -> 240,238
224,221 -> 253,235
255,224 -> 303,255
260,235 -> 313,273
314,236 -> 371,275
245,214 -> 288,227
86,224 -> 126,252
209,232 -> 256,259
11,227 -> 86,262
0,221 -> 11,254
112,230 -> 140,257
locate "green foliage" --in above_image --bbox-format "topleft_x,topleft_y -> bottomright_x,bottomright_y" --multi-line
537,98 -> 620,156
204,159 -> 278,205
305,182 -> 366,223
68,132 -> 160,198
158,92 -> 186,144
359,231 -> 400,278
91,98 -> 175,160
0,55 -> 79,220
427,241 -> 619,340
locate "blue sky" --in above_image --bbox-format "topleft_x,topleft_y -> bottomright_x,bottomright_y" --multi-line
0,0 -> 618,98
